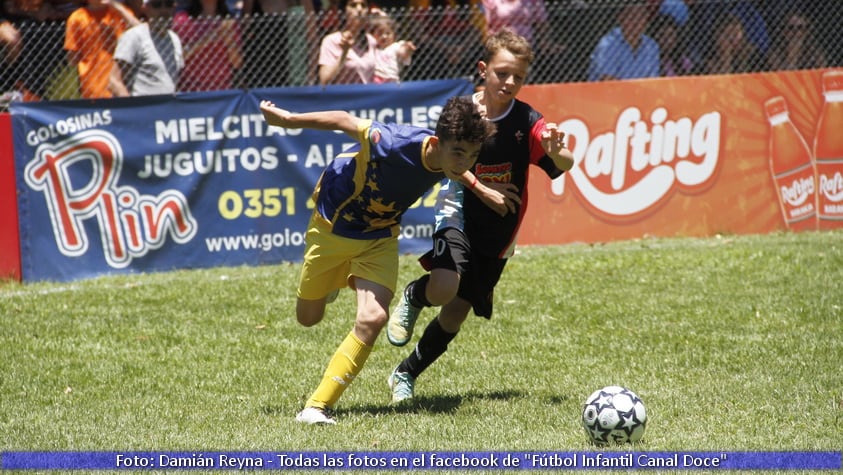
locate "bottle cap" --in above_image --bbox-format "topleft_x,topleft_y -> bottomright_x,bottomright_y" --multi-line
822,70 -> 843,93
764,96 -> 787,118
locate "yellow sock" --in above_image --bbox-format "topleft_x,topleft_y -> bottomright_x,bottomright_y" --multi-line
306,331 -> 372,409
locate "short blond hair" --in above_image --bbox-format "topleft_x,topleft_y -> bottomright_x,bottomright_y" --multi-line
483,28 -> 534,65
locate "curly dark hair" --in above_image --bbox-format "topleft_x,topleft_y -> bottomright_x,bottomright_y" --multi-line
435,95 -> 496,144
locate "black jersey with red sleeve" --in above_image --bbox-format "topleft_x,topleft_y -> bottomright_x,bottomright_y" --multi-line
453,97 -> 564,258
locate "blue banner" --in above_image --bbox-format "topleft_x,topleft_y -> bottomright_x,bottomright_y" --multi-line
2,451 -> 841,470
10,80 -> 472,282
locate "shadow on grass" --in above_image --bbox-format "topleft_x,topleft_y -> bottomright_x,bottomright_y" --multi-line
337,390 -> 572,418
260,391 -> 572,418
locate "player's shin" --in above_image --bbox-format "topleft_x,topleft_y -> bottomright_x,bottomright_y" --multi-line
306,331 -> 372,409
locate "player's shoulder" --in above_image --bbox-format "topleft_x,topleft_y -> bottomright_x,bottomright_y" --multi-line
497,99 -> 543,128
513,99 -> 543,121
366,120 -> 431,148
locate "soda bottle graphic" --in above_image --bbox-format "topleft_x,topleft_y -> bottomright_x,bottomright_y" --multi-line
813,70 -> 843,229
764,96 -> 817,231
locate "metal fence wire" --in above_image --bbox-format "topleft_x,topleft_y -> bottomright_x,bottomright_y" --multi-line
1,0 -> 842,107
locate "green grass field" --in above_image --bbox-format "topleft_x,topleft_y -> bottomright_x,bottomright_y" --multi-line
1,230 -> 841,474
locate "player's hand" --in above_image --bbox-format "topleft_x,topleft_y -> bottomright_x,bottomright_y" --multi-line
474,180 -> 521,216
540,122 -> 567,157
260,100 -> 291,126
541,122 -> 574,171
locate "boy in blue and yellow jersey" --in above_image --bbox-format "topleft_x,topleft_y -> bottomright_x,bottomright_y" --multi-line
384,29 -> 575,402
259,96 -> 496,425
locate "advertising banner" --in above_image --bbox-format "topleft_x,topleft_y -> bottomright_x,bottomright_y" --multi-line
518,68 -> 843,244
10,69 -> 841,282
11,80 -> 473,282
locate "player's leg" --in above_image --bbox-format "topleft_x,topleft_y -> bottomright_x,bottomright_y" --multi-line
298,236 -> 398,424
295,215 -> 354,327
389,255 -> 506,403
387,227 -> 469,346
388,297 -> 470,402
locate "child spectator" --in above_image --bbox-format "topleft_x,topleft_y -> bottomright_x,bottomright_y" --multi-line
369,12 -> 414,83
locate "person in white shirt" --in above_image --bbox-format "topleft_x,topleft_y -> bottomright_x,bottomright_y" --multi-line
110,0 -> 184,96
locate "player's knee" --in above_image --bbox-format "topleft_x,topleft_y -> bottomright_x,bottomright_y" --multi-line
356,305 -> 388,330
426,270 -> 458,305
296,300 -> 325,327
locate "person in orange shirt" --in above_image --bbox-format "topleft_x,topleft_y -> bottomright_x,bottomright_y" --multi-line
64,0 -> 139,98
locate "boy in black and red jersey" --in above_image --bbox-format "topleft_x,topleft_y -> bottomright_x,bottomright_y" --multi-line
385,28 -> 574,401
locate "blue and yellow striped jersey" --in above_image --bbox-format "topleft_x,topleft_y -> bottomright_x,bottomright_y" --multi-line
313,119 -> 445,240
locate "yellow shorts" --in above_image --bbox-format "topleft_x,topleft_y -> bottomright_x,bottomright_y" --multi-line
297,213 -> 399,300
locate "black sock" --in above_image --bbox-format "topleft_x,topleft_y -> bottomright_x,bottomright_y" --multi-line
398,317 -> 457,379
406,274 -> 432,308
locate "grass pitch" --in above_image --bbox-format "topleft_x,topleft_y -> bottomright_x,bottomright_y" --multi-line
1,230 -> 841,474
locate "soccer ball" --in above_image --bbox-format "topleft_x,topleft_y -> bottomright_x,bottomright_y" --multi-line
581,386 -> 647,444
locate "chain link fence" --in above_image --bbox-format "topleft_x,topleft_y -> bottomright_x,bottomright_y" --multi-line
1,0 -> 842,107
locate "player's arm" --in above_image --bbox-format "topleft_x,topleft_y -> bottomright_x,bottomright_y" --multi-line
454,171 -> 521,216
260,100 -> 362,137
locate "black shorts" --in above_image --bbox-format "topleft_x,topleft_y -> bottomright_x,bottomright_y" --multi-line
419,227 -> 507,319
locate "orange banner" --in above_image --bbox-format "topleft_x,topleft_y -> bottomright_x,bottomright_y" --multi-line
517,68 -> 843,245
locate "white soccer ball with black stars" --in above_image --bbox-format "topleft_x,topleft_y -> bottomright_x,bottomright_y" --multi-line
581,386 -> 647,444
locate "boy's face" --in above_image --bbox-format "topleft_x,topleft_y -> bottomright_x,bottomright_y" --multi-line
478,49 -> 529,106
437,140 -> 483,180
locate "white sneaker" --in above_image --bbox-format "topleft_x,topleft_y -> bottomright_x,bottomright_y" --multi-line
387,367 -> 415,403
295,406 -> 336,425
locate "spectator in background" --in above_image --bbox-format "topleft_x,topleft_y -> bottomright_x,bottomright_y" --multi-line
317,0 -> 376,86
481,0 -> 545,45
3,0 -> 76,101
685,0 -> 770,73
588,3 -> 660,81
0,15 -> 22,66
239,0 -> 315,88
650,13 -> 692,77
767,10 -> 826,72
369,11 -> 414,83
702,11 -> 762,75
657,0 -> 687,27
173,0 -> 242,91
0,13 -> 23,100
481,0 -> 566,79
727,0 -> 768,58
109,0 -> 184,96
403,0 -> 484,82
64,0 -> 140,99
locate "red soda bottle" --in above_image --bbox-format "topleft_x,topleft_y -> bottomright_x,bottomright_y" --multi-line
813,70 -> 843,229
764,96 -> 817,231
